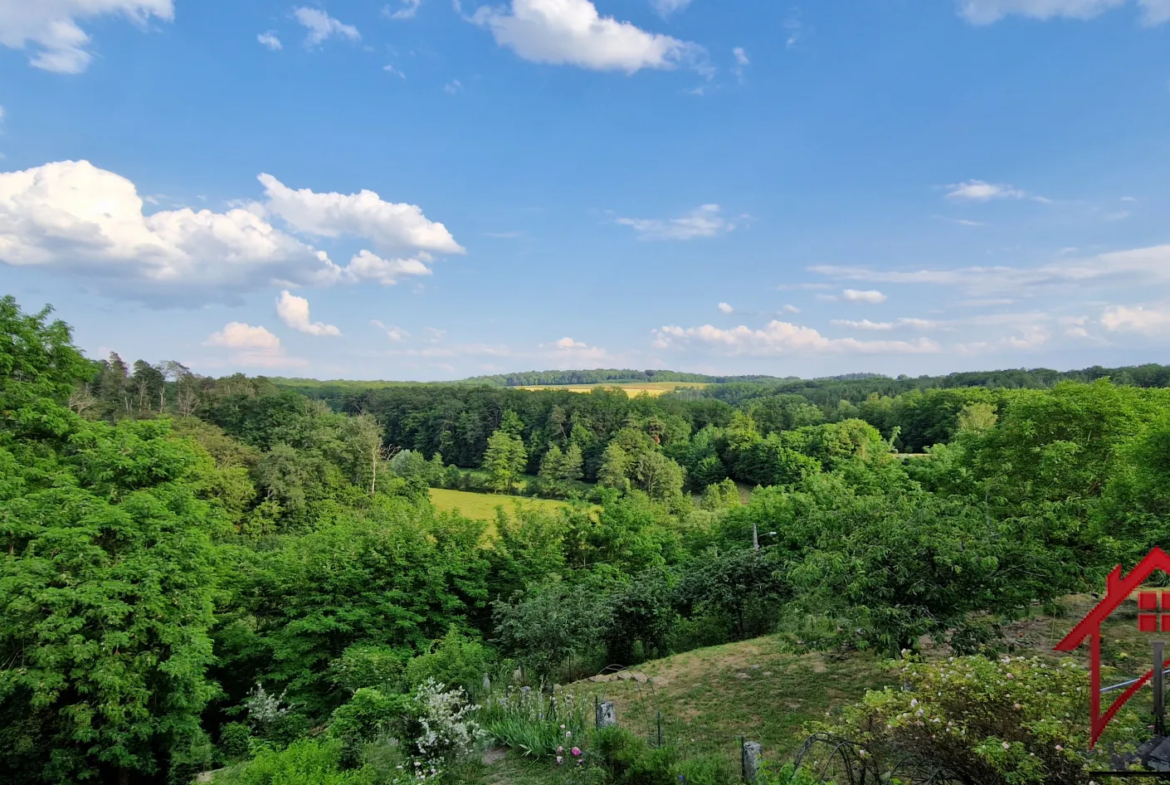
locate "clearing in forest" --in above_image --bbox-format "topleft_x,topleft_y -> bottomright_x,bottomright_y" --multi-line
429,488 -> 570,530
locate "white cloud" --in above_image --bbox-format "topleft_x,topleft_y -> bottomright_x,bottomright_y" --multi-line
945,179 -> 1027,201
957,0 -> 1169,25
782,304 -> 800,313
541,336 -> 610,366
444,80 -> 463,94
383,0 -> 423,20
294,7 -> 360,47
205,322 -> 280,350
1101,304 -> 1170,335
617,204 -> 737,240
276,290 -> 341,336
842,289 -> 888,304
812,243 -> 1170,298
0,160 -> 465,305
344,249 -> 433,285
371,319 -> 410,342
732,46 -> 749,81
469,0 -> 703,74
204,321 -> 307,368
718,302 -> 735,314
653,320 -> 941,356
384,63 -> 406,78
258,31 -> 282,50
650,0 -> 693,16
257,173 -> 463,254
0,0 -> 173,74
0,160 -> 342,304
831,319 -> 893,331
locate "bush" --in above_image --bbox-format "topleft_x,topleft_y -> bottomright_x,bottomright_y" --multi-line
329,688 -> 410,765
815,655 -> 1145,785
592,727 -> 676,785
217,722 -> 253,765
218,738 -> 375,785
404,679 -> 483,764
405,628 -> 493,695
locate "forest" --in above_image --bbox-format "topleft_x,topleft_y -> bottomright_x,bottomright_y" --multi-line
4,293 -> 1170,785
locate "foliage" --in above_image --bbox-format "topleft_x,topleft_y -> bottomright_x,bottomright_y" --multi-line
217,738 -> 376,785
404,628 -> 494,694
493,582 -> 609,679
478,685 -> 589,760
815,655 -> 1145,785
484,429 -> 529,493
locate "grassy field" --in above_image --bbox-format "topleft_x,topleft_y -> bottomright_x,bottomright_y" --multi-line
429,488 -> 570,525
516,381 -> 708,397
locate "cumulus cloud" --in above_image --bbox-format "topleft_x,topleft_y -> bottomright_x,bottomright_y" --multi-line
258,173 -> 463,254
617,204 -> 737,240
956,0 -> 1168,25
204,321 -> 307,368
344,250 -> 433,286
718,302 -> 735,314
0,160 -> 462,305
831,319 -> 893,330
294,7 -> 360,47
842,289 -> 888,304
1101,304 -> 1170,335
383,0 -> 423,20
653,320 -> 941,355
945,179 -> 1027,201
469,0 -> 703,73
732,46 -> 749,80
276,290 -> 341,336
371,319 -> 410,342
258,31 -> 282,50
541,336 -> 611,366
0,160 -> 341,305
0,0 -> 173,74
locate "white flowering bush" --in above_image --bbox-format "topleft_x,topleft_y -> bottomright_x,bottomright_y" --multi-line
243,682 -> 291,736
408,678 -> 483,764
813,655 -> 1146,785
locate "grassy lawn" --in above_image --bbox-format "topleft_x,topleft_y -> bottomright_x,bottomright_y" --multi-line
564,635 -> 887,764
430,487 -> 570,529
516,382 -> 708,397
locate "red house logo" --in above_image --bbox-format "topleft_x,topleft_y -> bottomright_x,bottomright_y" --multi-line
1055,547 -> 1170,747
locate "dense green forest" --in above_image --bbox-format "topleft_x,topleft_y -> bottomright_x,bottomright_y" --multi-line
4,294 -> 1170,785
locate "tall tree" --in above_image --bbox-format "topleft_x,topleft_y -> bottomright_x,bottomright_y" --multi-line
559,442 -> 584,483
483,429 -> 527,493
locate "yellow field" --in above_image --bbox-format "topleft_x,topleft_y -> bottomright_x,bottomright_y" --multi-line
429,487 -> 569,524
516,381 -> 708,397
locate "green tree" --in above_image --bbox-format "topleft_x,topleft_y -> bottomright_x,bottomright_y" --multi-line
538,444 -> 565,485
483,429 -> 527,493
559,442 -> 584,484
597,442 -> 632,492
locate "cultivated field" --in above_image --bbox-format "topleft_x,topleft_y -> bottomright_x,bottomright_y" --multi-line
515,381 -> 708,397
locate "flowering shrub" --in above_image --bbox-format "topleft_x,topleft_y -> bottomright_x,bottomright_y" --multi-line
409,679 -> 483,764
812,654 -> 1145,785
243,682 -> 292,738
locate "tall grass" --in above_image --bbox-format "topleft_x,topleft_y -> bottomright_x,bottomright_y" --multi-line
476,682 -> 590,760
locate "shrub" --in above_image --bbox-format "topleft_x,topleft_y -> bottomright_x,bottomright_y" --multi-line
329,689 -> 410,765
592,727 -> 677,784
406,679 -> 483,764
478,685 -> 589,760
405,628 -> 493,694
814,655 -> 1145,785
217,738 -> 375,785
217,722 -> 253,765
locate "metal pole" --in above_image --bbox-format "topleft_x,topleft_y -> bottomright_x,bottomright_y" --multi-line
752,522 -> 759,550
657,712 -> 662,748
1157,641 -> 1166,737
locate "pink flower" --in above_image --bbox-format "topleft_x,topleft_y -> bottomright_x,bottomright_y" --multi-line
572,747 -> 581,757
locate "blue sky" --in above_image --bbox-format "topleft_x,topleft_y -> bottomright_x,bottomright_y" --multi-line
1,0 -> 1169,380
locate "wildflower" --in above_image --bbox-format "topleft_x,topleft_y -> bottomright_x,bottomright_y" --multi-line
572,747 -> 581,756
566,730 -> 572,738
1055,745 -> 1063,751
557,746 -> 564,754
556,756 -> 564,765
1003,742 -> 1010,750
560,724 -> 566,729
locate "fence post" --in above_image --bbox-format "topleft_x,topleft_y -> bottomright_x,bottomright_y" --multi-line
741,740 -> 762,783
596,700 -> 617,729
656,712 -> 663,748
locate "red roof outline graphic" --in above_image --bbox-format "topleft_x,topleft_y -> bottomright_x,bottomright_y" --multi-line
1055,547 -> 1170,747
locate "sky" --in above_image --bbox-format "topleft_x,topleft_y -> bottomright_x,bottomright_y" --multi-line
1,0 -> 1170,381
